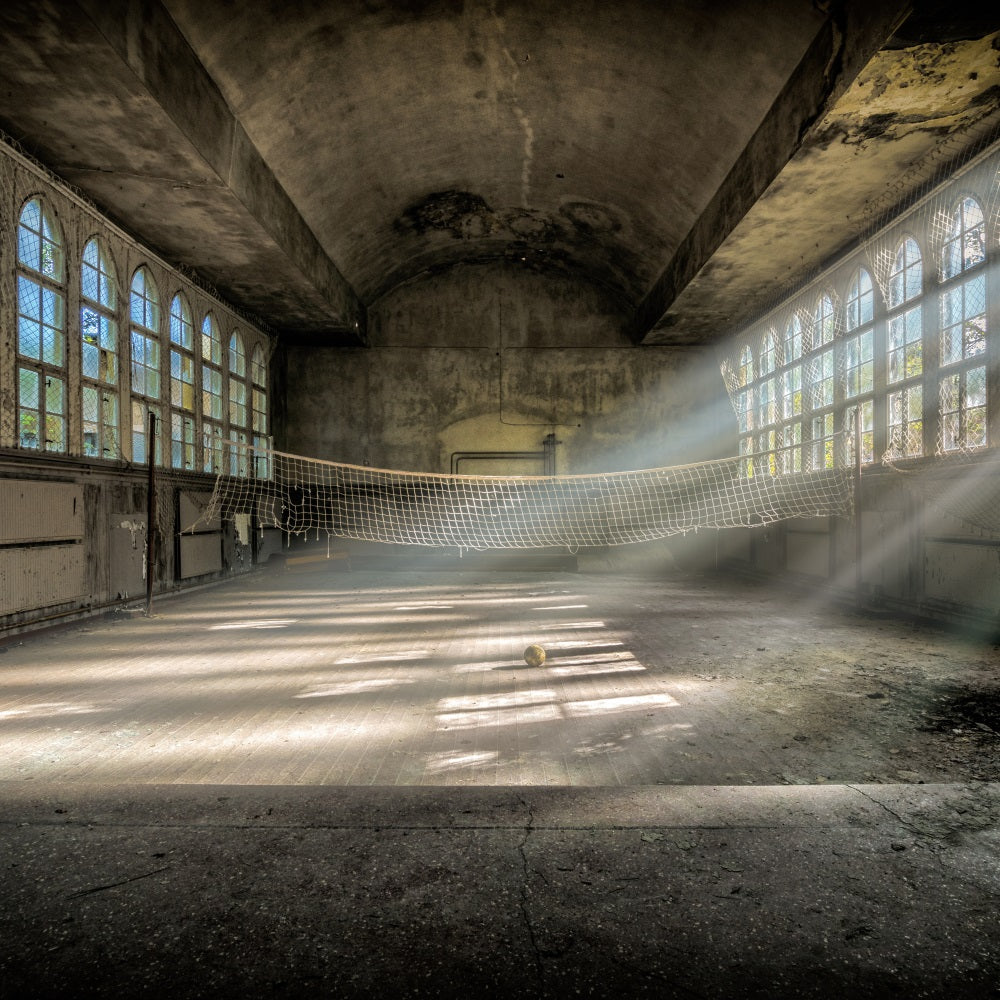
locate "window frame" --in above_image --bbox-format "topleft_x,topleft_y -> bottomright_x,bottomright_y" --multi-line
936,196 -> 988,453
201,311 -> 225,473
129,266 -> 163,465
169,291 -> 196,471
80,236 -> 120,461
16,195 -> 68,454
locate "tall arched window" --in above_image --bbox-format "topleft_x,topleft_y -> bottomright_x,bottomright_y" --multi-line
130,267 -> 161,463
228,331 -> 248,477
842,269 -> 875,465
779,320 -> 803,474
886,236 -> 923,457
201,312 -> 224,472
169,292 -> 195,470
736,345 -> 754,472
757,331 -> 778,474
16,197 -> 66,452
939,197 -> 987,451
251,344 -> 269,478
81,238 -> 119,459
809,293 -> 837,408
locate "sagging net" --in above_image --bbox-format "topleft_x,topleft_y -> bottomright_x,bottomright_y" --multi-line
184,443 -> 854,550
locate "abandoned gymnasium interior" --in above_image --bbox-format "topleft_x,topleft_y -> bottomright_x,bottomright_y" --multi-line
0,1 -> 999,996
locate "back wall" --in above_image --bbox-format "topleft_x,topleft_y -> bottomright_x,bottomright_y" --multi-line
281,262 -> 733,478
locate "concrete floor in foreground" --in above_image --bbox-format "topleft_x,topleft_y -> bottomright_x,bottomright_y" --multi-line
1,566 -> 998,998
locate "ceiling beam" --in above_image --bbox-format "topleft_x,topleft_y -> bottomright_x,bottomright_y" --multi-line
75,0 -> 367,343
627,1 -> 912,345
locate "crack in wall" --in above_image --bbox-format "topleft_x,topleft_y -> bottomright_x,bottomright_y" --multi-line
490,2 -> 533,209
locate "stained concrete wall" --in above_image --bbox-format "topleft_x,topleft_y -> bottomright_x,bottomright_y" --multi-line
282,263 -> 733,477
0,460 -> 263,635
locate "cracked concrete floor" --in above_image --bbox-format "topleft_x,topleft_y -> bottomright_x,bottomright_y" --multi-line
0,567 -> 998,997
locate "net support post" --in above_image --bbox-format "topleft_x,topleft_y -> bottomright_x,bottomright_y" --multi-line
145,411 -> 157,618
854,406 -> 863,609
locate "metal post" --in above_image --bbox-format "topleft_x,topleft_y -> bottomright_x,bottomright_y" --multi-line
854,405 -> 863,607
145,411 -> 156,617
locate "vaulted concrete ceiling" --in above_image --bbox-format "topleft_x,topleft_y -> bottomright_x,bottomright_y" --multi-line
0,1 -> 996,347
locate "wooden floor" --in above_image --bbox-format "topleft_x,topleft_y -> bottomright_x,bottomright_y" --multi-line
1,563 -> 997,786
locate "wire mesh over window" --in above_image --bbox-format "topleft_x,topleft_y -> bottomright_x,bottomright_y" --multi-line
81,238 -> 119,459
937,197 -> 988,455
202,312 -> 224,472
251,344 -> 269,479
130,267 -> 161,464
16,197 -> 66,452
169,293 -> 195,469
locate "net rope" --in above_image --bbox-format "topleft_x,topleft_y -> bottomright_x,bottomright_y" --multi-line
184,442 -> 854,550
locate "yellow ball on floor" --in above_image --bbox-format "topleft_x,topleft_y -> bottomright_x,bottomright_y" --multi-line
523,644 -> 546,667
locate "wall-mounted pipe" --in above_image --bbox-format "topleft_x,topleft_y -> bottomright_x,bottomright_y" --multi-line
450,451 -> 546,476
451,434 -> 558,476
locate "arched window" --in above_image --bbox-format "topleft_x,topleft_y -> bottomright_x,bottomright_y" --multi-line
807,295 -> 838,469
842,269 -> 875,465
767,324 -> 798,474
757,331 -> 779,474
130,267 -> 161,464
16,197 -> 66,452
228,331 -> 248,477
783,313 -> 803,365
736,345 -> 754,472
779,313 -> 807,469
809,294 -> 836,407
169,292 -> 196,469
941,196 -> 986,281
886,237 -> 923,457
201,312 -> 224,472
251,344 -> 269,478
81,238 -> 119,459
736,345 -> 753,429
939,197 -> 987,451
813,293 -> 837,348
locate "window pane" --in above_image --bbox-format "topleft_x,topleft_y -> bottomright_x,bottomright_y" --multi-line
229,377 -> 247,427
171,349 -> 195,410
18,275 -> 40,321
784,317 -> 802,362
18,314 -> 41,361
171,412 -> 195,470
781,366 -> 801,419
170,294 -> 193,349
131,332 -> 160,398
131,269 -> 159,331
202,314 -> 222,365
251,346 -> 267,387
813,295 -> 835,346
203,365 -> 223,420
18,198 -> 63,279
847,269 -> 873,331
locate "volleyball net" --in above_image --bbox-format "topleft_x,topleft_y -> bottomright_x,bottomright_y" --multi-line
184,442 -> 855,550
